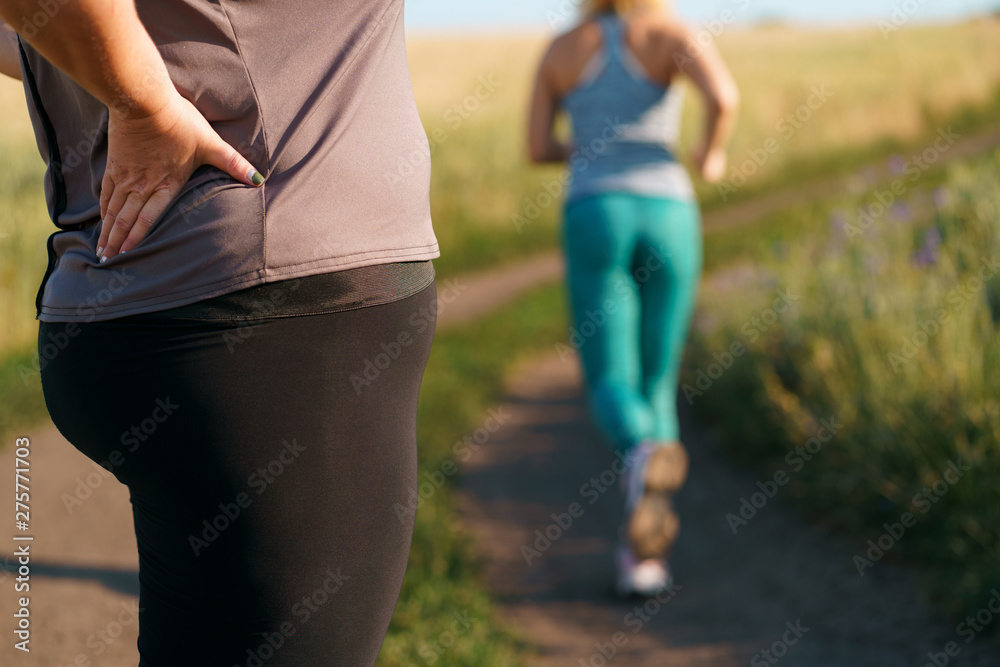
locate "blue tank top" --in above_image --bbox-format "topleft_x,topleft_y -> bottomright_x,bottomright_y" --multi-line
562,13 -> 694,204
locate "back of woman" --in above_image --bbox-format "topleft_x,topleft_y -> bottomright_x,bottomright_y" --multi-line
527,0 -> 739,598
561,11 -> 694,203
18,0 -> 438,320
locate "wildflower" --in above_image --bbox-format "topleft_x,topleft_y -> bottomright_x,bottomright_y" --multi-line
888,154 -> 906,176
890,203 -> 912,223
932,187 -> 950,210
912,227 -> 942,268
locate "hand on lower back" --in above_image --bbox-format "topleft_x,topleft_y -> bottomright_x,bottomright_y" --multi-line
96,92 -> 264,262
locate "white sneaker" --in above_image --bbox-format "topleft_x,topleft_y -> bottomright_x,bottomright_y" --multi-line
615,543 -> 672,597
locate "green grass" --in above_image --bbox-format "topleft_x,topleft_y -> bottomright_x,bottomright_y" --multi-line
0,345 -> 47,445
700,150 -> 959,274
684,146 -> 1000,622
377,280 -> 568,665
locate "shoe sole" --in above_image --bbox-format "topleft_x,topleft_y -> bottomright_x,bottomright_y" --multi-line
628,444 -> 689,560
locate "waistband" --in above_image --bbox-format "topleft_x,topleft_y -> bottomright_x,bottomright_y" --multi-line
131,260 -> 436,321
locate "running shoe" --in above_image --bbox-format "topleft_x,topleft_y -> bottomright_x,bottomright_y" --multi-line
615,542 -> 672,597
621,441 -> 688,560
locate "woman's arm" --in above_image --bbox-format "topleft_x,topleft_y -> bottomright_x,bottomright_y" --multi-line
0,0 -> 263,261
527,45 -> 572,164
670,26 -> 740,183
0,18 -> 20,80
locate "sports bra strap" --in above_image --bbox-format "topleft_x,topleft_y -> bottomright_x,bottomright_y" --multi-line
597,13 -> 624,64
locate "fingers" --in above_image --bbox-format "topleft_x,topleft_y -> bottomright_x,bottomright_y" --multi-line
99,171 -> 114,221
97,184 -> 129,259
98,184 -> 178,262
204,136 -> 264,187
119,188 -> 176,255
99,191 -> 144,262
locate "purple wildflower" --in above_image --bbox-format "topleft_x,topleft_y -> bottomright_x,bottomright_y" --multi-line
829,210 -> 848,234
912,228 -> 942,267
890,203 -> 913,223
888,154 -> 907,175
933,187 -> 950,210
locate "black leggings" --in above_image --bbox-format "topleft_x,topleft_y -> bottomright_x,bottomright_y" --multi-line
39,267 -> 437,666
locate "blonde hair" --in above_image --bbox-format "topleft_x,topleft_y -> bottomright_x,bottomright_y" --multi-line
585,0 -> 668,15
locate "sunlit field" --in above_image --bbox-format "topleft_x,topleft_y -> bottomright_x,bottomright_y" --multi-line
685,146 -> 1000,621
407,17 -> 1000,278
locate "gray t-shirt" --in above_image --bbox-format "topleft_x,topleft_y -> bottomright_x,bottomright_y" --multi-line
19,0 -> 439,322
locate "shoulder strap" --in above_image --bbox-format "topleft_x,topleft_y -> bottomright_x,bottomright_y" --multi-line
597,13 -> 624,63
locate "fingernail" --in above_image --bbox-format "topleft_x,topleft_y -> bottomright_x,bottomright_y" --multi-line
99,254 -> 108,264
248,169 -> 265,186
96,246 -> 104,258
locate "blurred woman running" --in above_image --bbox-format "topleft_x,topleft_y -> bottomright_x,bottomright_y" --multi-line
527,0 -> 739,596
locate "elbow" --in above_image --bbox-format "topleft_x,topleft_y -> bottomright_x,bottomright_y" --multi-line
714,84 -> 740,116
528,143 -> 549,165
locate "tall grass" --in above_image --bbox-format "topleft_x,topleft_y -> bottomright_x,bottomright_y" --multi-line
685,147 -> 1000,620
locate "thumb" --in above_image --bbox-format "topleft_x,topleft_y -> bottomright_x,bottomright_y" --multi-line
204,136 -> 265,187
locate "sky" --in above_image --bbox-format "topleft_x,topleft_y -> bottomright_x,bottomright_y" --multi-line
405,0 -> 1000,31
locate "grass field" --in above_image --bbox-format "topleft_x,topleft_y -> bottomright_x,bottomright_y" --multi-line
408,17 -> 1000,276
684,146 -> 1000,622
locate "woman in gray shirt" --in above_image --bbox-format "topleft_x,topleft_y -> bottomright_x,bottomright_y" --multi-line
1,0 -> 438,663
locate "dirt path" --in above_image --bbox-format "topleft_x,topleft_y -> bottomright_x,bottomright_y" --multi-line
2,124 -> 1000,665
458,353 -> 1000,666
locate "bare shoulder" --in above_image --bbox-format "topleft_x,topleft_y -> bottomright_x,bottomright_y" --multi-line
538,20 -> 604,92
631,12 -> 697,51
543,20 -> 602,65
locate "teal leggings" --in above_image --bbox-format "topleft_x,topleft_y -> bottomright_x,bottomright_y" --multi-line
562,193 -> 702,455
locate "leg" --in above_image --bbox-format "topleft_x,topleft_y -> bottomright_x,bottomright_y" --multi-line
636,197 -> 703,443
562,193 -> 656,455
39,281 -> 437,666
615,197 -> 700,568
